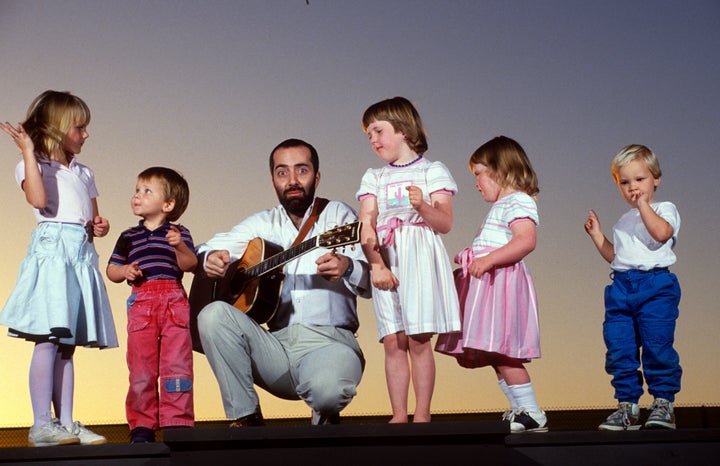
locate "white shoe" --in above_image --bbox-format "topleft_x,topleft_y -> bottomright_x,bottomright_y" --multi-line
28,419 -> 80,447
501,409 -> 515,421
65,421 -> 107,445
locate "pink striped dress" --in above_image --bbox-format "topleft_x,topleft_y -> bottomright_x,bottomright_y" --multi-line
435,192 -> 540,367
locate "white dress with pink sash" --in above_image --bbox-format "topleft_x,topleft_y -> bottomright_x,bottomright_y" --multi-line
356,157 -> 461,340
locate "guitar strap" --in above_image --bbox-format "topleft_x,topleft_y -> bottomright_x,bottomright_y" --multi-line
291,197 -> 329,248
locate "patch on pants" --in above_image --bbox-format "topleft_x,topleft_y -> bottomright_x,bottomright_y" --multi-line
163,378 -> 192,393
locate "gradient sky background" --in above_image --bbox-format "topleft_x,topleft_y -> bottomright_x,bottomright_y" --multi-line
1,0 -> 718,427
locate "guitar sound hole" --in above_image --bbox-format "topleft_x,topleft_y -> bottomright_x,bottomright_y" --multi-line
230,269 -> 248,293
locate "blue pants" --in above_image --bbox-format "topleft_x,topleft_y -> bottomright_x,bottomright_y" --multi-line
603,269 -> 682,403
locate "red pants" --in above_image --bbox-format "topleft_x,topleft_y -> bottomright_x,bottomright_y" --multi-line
126,280 -> 194,430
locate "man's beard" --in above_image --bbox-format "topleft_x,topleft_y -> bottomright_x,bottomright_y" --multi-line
278,185 -> 315,218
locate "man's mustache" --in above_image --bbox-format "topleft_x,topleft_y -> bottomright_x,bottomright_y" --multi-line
284,186 -> 305,195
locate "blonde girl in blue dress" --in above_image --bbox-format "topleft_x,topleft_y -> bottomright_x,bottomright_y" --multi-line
356,97 -> 460,423
0,91 -> 118,447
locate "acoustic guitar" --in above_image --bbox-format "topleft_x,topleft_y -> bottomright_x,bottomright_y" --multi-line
188,221 -> 361,330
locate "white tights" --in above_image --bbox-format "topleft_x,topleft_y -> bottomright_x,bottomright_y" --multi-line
29,342 -> 75,428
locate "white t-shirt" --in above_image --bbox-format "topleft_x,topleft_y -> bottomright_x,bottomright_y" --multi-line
611,201 -> 680,271
16,157 -> 98,225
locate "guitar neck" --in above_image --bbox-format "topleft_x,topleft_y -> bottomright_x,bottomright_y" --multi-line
245,236 -> 319,278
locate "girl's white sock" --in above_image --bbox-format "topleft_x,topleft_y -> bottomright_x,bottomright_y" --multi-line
499,379 -> 519,410
509,382 -> 541,412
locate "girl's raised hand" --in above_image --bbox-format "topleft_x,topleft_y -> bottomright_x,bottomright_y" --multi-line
0,122 -> 34,155
406,185 -> 424,210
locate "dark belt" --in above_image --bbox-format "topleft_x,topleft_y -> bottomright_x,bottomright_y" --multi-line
610,267 -> 668,280
85,222 -> 94,243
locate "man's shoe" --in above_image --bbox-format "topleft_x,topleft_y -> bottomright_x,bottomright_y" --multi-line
311,409 -> 341,425
645,398 -> 676,429
129,426 -> 156,443
598,402 -> 640,431
65,421 -> 107,445
230,411 -> 265,427
509,408 -> 548,433
28,419 -> 80,447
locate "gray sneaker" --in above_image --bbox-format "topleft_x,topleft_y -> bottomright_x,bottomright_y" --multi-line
598,402 -> 640,431
28,419 -> 80,447
311,409 -> 340,425
645,398 -> 676,429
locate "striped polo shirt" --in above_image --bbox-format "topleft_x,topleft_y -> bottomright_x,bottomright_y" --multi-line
109,221 -> 195,285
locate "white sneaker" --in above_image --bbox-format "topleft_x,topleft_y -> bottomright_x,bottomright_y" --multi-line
28,419 -> 80,447
65,421 -> 107,445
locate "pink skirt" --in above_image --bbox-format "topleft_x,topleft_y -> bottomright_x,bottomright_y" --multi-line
435,247 -> 540,368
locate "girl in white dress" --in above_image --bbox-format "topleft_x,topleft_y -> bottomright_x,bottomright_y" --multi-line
356,96 -> 460,423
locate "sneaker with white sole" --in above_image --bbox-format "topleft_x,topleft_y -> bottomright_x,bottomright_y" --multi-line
510,408 -> 548,433
28,419 -> 80,447
65,421 -> 107,445
598,402 -> 640,431
645,398 -> 676,429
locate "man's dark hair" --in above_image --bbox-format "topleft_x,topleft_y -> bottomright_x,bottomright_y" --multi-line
269,138 -> 319,174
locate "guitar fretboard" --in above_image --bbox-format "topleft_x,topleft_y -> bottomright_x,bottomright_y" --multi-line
245,236 -> 319,278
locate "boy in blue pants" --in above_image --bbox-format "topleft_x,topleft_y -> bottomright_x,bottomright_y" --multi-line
584,144 -> 682,430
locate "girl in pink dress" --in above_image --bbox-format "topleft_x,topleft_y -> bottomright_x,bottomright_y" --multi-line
436,135 -> 546,433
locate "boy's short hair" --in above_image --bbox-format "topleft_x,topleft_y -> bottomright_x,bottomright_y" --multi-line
611,144 -> 662,185
138,167 -> 189,222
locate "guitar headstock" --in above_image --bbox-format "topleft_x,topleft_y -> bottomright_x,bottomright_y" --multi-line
318,221 -> 361,249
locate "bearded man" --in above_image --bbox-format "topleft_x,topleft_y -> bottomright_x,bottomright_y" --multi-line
195,138 -> 370,426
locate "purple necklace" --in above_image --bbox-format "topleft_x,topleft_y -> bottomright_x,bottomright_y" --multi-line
389,155 -> 423,168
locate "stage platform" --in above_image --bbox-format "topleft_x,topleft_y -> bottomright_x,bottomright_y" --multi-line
1,409 -> 719,465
